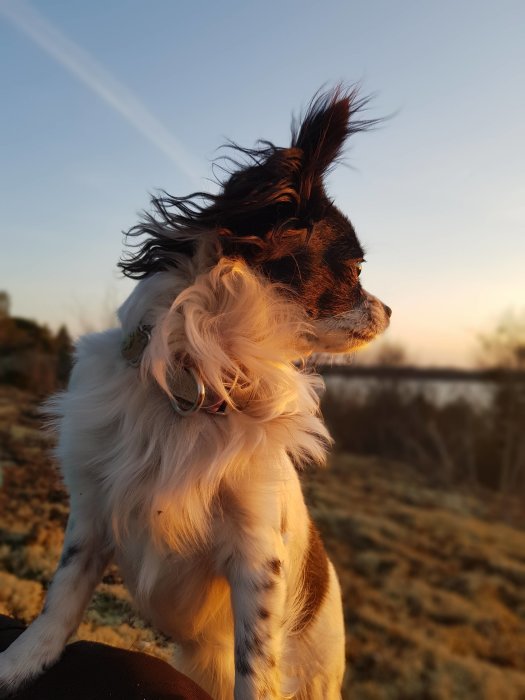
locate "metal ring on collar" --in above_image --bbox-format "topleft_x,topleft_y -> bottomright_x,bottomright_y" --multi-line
170,367 -> 206,416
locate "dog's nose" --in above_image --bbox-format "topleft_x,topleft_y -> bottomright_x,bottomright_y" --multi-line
383,303 -> 392,318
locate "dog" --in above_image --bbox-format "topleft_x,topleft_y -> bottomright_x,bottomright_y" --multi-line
0,87 -> 390,699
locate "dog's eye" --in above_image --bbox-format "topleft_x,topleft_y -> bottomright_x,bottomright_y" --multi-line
356,262 -> 363,277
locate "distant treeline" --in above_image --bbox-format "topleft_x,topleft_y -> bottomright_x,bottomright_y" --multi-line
0,316 -> 72,394
318,364 -> 525,383
320,324 -> 525,507
322,372 -> 525,510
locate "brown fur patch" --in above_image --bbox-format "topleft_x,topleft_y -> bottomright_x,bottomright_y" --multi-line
268,558 -> 282,575
293,519 -> 330,633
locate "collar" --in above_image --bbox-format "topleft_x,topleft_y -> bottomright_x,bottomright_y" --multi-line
121,325 -> 229,416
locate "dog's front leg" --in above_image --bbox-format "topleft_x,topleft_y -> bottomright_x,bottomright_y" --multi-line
222,499 -> 287,700
231,560 -> 285,700
0,511 -> 111,696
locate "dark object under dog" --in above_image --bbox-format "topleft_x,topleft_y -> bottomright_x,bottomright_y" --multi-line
0,615 -> 211,700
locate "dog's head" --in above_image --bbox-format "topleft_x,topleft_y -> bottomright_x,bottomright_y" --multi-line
120,87 -> 390,355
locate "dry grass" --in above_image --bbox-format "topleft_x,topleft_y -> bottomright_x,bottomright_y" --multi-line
304,455 -> 525,698
1,386 -> 525,698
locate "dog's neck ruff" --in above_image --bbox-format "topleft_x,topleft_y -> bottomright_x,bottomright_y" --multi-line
121,324 -> 228,416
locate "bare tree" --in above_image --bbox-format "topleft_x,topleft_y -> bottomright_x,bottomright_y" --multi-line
374,341 -> 409,367
0,291 -> 10,319
478,309 -> 525,370
479,310 -> 525,507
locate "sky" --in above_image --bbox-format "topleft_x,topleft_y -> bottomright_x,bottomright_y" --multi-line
0,0 -> 524,366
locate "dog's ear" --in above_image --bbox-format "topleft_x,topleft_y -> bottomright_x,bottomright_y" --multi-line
292,91 -> 351,201
291,87 -> 373,202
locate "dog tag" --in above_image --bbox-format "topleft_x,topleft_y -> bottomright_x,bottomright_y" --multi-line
169,366 -> 206,415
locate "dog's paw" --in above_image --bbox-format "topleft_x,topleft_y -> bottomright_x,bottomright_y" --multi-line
0,651 -> 40,699
0,654 -> 18,698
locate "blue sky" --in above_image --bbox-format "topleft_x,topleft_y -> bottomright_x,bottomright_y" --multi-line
0,0 -> 523,365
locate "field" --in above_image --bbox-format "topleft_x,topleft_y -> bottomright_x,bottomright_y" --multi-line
1,386 -> 525,699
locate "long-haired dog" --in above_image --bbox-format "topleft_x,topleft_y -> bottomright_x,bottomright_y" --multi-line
0,87 -> 390,699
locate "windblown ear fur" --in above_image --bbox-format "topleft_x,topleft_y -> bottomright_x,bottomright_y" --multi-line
214,87 -> 376,258
291,86 -> 375,200
119,86 -> 375,278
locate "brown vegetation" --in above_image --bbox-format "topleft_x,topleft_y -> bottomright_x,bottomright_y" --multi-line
1,386 -> 525,698
0,315 -> 72,394
322,369 -> 525,517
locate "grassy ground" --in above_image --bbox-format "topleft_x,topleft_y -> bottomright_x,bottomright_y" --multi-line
1,386 -> 525,699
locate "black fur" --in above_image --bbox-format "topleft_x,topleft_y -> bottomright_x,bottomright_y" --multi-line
119,86 -> 377,284
235,647 -> 253,676
60,543 -> 82,568
268,559 -> 282,576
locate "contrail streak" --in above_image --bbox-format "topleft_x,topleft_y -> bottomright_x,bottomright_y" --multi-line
0,0 -> 201,182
